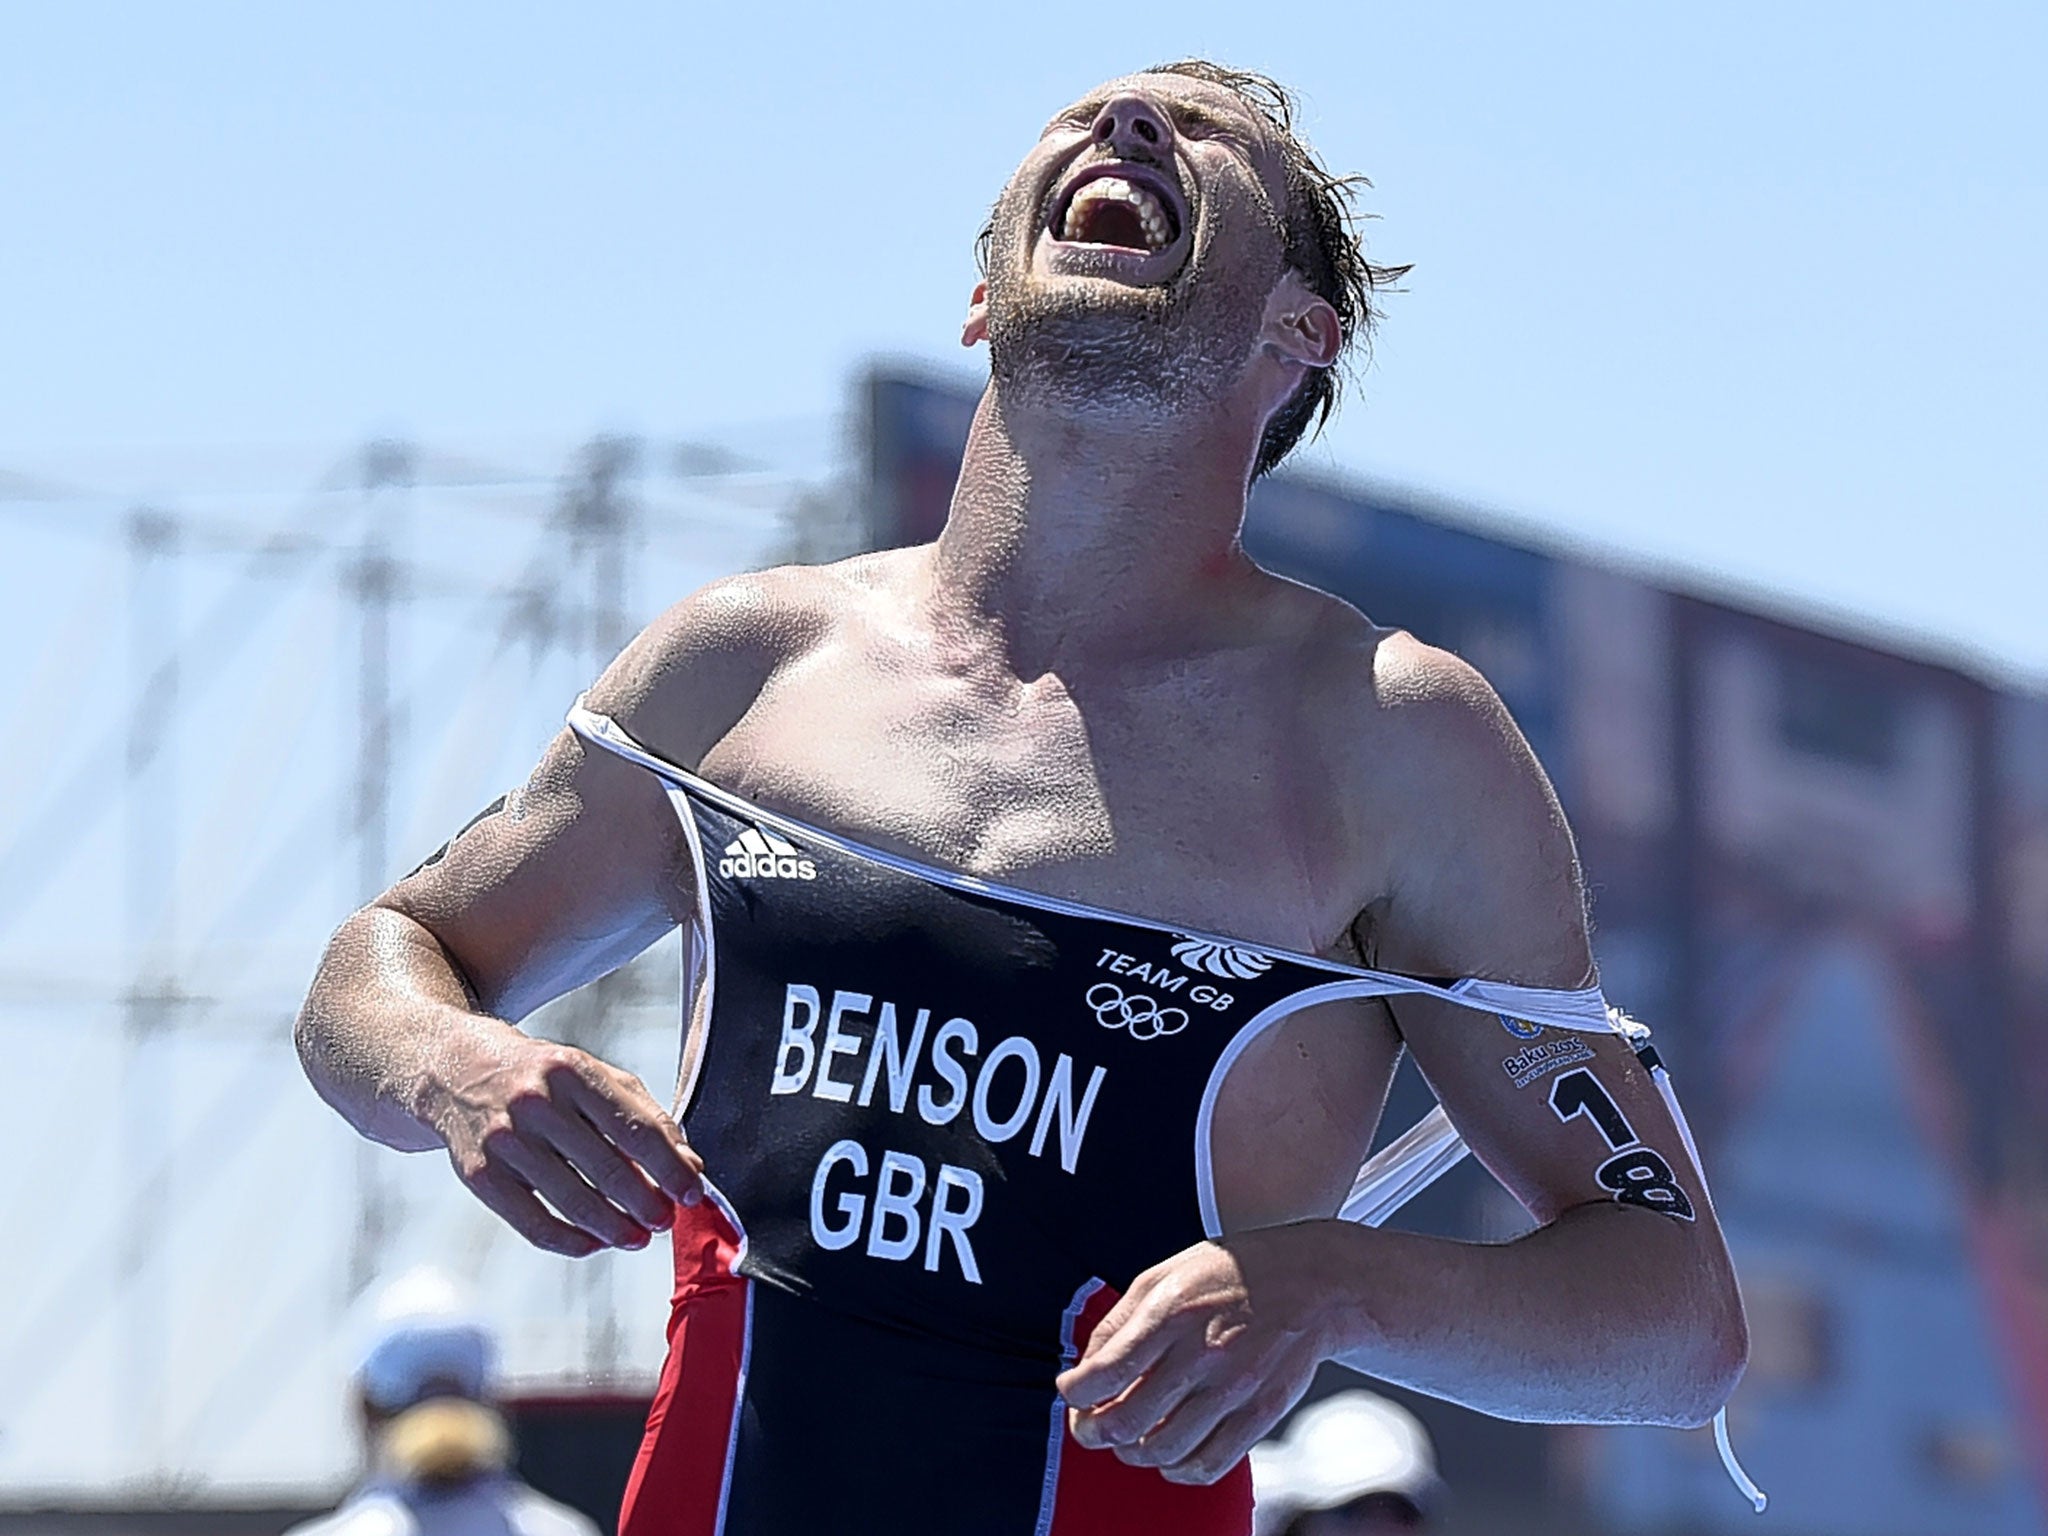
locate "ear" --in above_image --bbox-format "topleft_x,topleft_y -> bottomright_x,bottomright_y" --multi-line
961,281 -> 989,347
1259,272 -> 1341,370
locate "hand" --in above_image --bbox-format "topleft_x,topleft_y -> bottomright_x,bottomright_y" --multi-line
1057,1225 -> 1339,1485
428,1030 -> 705,1257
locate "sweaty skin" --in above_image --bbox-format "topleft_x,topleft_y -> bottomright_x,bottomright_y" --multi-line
297,71 -> 1745,1490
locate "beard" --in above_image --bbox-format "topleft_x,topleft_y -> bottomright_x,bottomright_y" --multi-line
982,187 -> 1282,418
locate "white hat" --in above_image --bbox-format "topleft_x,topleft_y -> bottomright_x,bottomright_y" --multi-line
353,1268 -> 497,1414
1251,1391 -> 1439,1534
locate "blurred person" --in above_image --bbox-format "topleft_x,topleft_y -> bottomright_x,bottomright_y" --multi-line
1251,1391 -> 1440,1534
297,60 -> 1747,1536
284,1270 -> 598,1536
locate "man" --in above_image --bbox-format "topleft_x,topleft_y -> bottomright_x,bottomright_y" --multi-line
286,1269 -> 599,1536
297,62 -> 1746,1536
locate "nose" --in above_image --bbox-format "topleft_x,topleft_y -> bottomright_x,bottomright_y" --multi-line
1090,92 -> 1176,159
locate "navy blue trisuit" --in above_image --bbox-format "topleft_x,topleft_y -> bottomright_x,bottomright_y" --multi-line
561,701 -> 1716,1536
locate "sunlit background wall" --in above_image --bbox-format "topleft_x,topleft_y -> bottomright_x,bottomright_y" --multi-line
2,4 -> 2043,1535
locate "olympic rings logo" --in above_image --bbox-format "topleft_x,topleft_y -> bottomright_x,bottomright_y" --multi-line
1086,982 -> 1189,1041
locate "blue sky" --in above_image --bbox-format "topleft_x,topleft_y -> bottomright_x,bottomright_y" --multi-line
3,0 -> 2042,683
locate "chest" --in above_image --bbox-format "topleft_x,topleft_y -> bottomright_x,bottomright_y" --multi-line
695,642 -> 1373,958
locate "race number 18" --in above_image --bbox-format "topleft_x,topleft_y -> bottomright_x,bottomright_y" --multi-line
1548,1069 -> 1695,1221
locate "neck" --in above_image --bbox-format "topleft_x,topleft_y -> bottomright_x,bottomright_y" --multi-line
926,386 -> 1265,673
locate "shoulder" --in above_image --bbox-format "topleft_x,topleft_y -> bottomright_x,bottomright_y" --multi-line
1366,630 -> 1536,778
664,548 -> 914,654
1256,583 -> 1514,757
502,1482 -> 603,1536
1367,630 -> 1572,854
1297,612 -> 1589,982
1241,574 -> 1557,820
582,551 -> 910,768
1257,595 -> 1534,800
592,560 -> 845,709
279,1491 -> 414,1536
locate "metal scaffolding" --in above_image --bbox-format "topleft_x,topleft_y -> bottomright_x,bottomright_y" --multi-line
0,423 -> 854,1500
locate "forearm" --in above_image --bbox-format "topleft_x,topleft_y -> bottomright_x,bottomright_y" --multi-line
294,903 -> 525,1153
1318,1203 -> 1745,1427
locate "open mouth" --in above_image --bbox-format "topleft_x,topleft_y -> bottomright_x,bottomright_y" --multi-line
1048,163 -> 1185,255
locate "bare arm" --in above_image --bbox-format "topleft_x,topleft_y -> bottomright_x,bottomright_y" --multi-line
295,573 -> 810,1254
1324,646 -> 1745,1420
1061,641 -> 1746,1481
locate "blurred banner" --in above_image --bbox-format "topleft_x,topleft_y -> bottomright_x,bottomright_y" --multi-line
865,366 -> 2048,1536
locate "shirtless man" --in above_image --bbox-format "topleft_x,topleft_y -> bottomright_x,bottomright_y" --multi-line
297,61 -> 1746,1534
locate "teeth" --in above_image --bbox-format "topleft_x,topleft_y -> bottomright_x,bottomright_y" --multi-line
1060,176 -> 1174,252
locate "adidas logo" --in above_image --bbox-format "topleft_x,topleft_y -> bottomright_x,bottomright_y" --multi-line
718,827 -> 817,881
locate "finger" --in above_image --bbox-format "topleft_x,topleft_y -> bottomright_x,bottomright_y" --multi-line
1079,1269 -> 1164,1352
1067,1339 -> 1204,1449
1057,1304 -> 1182,1410
458,1161 -> 602,1258
557,1062 -> 705,1207
525,1097 -> 677,1231
496,1136 -> 653,1250
1156,1400 -> 1274,1488
1120,1379 -> 1250,1470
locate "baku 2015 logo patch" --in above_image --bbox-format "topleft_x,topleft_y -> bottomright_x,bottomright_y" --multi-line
1498,1013 -> 1545,1040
